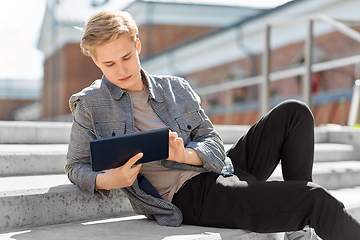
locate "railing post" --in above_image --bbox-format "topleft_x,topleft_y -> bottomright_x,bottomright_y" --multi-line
304,19 -> 314,109
261,24 -> 271,117
355,62 -> 360,80
348,80 -> 360,127
225,90 -> 234,124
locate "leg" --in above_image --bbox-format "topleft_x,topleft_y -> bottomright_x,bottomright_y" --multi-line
227,99 -> 314,181
172,173 -> 360,240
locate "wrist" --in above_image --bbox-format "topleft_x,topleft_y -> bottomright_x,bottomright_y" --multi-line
183,148 -> 203,166
95,172 -> 109,190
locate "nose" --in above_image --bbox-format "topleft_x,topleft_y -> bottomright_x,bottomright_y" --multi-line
117,63 -> 127,75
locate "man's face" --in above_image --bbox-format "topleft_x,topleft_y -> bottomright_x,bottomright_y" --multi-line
92,36 -> 143,92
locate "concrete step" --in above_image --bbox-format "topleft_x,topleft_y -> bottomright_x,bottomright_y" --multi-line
0,121 -> 72,144
319,124 -> 360,149
2,142 -> 357,177
269,160 -> 360,190
0,174 -> 284,240
2,158 -> 360,233
0,215 -> 285,240
314,143 -> 359,162
0,144 -> 68,176
224,142 -> 359,163
2,122 -> 359,145
0,175 -> 133,232
2,186 -> 360,240
331,186 -> 360,220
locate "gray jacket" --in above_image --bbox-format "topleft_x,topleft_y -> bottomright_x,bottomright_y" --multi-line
66,69 -> 229,226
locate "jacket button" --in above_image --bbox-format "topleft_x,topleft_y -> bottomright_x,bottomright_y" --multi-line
187,125 -> 192,130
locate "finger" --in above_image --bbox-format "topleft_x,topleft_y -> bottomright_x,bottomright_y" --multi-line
125,152 -> 143,167
170,136 -> 183,146
169,131 -> 178,139
175,137 -> 184,147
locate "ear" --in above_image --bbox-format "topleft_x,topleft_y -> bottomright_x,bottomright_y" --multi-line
136,38 -> 141,55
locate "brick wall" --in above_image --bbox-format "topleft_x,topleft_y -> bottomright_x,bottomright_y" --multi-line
41,24 -> 218,119
42,43 -> 102,119
138,24 -> 219,59
40,23 -> 360,123
187,27 -> 360,125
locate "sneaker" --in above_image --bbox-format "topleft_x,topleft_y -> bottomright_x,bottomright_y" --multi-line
284,226 -> 321,240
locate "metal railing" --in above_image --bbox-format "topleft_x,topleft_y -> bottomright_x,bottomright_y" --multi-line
195,14 -> 360,121
348,80 -> 360,127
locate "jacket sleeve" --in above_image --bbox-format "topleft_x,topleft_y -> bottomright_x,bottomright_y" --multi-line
162,78 -> 226,173
183,79 -> 226,172
186,109 -> 226,172
65,95 -> 109,197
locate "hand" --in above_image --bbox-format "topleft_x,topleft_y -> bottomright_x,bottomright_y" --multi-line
167,131 -> 203,166
95,152 -> 143,190
168,131 -> 186,163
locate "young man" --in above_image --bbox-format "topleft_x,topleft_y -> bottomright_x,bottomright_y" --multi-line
66,10 -> 360,240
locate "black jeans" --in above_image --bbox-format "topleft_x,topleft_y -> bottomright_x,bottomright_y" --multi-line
172,100 -> 360,240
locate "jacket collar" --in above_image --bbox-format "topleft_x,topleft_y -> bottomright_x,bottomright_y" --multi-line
143,69 -> 164,103
102,69 -> 164,102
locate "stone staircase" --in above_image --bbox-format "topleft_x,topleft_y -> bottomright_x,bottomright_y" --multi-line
0,122 -> 360,240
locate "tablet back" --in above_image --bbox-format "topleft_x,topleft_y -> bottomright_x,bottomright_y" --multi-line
90,127 -> 169,171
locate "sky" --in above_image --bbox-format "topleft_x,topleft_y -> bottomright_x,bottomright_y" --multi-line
0,0 -> 47,81
0,0 -> 291,82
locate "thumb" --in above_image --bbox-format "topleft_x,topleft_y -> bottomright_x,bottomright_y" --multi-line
125,152 -> 143,168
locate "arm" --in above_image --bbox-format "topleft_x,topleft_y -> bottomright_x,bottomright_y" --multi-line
66,97 -> 141,194
163,77 -> 226,172
179,80 -> 226,171
66,99 -> 99,193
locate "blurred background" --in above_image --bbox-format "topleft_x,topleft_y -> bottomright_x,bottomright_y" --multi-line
1,0 -> 360,126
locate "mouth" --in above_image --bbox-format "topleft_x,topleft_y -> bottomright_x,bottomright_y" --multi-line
119,75 -> 131,82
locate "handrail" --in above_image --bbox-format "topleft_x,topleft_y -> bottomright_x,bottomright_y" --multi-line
317,14 -> 360,42
195,54 -> 360,95
194,14 -> 360,118
348,80 -> 360,127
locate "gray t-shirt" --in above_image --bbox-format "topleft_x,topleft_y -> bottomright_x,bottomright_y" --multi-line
128,87 -> 199,202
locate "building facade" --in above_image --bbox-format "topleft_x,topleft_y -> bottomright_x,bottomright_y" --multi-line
38,0 -> 360,125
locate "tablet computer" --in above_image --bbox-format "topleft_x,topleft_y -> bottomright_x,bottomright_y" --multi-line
90,127 -> 169,172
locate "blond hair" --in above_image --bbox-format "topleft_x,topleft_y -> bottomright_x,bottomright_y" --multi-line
79,10 -> 139,58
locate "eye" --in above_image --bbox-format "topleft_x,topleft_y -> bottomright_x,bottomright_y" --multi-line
106,63 -> 114,67
123,55 -> 131,60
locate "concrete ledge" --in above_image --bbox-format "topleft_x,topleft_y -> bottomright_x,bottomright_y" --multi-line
3,169 -> 360,233
314,143 -> 359,161
0,144 -> 68,176
327,126 -> 360,149
0,121 -> 72,144
0,215 -> 285,240
270,161 -> 360,190
224,142 -> 360,163
0,141 -> 358,177
214,125 -> 250,144
0,121 -> 357,145
0,175 -> 133,232
0,175 -> 285,239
